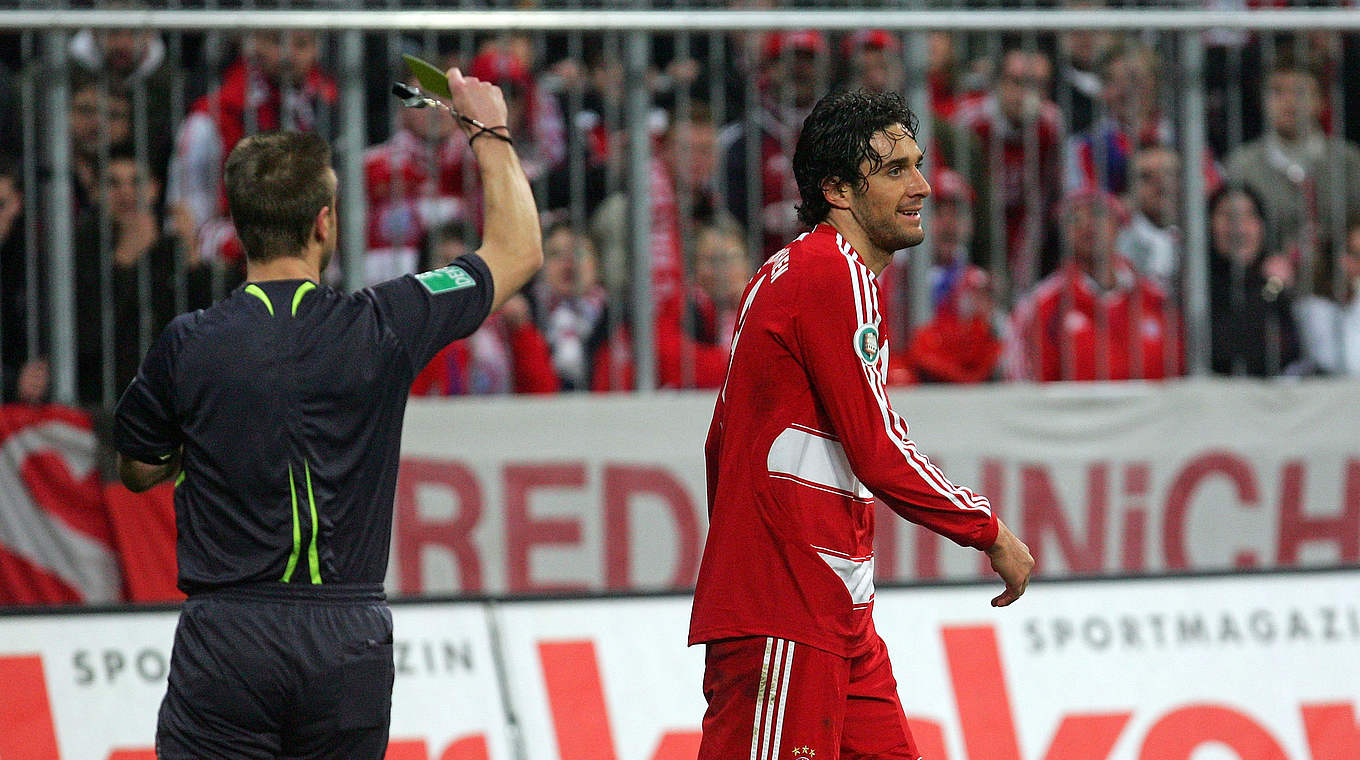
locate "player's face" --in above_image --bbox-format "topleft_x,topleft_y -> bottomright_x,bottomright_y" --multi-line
846,125 -> 931,254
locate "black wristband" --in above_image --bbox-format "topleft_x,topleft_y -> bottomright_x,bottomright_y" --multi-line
469,125 -> 513,146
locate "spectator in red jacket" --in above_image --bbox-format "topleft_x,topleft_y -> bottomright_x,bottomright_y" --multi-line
411,223 -> 559,396
902,266 -> 1003,384
1005,190 -> 1184,381
588,220 -> 741,393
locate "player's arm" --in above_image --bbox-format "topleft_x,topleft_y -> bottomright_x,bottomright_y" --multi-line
445,67 -> 543,312
117,450 -> 181,493
113,323 -> 185,493
795,261 -> 1032,602
985,519 -> 1033,607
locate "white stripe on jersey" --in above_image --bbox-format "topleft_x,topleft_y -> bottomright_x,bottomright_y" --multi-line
769,473 -> 877,502
813,548 -> 876,606
835,235 -> 992,517
721,273 -> 768,404
767,426 -> 874,500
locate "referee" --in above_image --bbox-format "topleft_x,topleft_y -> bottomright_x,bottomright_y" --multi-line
113,69 -> 540,759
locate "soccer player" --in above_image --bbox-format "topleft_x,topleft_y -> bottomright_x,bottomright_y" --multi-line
689,89 -> 1034,760
112,69 -> 540,759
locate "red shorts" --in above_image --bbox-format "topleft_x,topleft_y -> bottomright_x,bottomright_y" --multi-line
697,634 -> 921,760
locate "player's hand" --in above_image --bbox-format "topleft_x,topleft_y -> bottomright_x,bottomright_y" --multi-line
444,67 -> 509,140
985,519 -> 1034,607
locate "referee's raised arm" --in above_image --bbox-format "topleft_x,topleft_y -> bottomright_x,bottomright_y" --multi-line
444,66 -> 543,313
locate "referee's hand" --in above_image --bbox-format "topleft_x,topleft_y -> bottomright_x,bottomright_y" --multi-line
985,519 -> 1034,607
444,67 -> 510,141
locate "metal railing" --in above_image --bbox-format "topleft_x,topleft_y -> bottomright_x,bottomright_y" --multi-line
1,6 -> 1357,402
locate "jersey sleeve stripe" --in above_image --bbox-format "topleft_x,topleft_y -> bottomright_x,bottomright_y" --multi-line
861,270 -> 991,511
841,250 -> 993,517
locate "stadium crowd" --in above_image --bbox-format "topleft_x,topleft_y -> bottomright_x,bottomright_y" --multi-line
3,3 -> 1360,409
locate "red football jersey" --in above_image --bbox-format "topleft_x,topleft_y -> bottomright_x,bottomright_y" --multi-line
689,224 -> 999,658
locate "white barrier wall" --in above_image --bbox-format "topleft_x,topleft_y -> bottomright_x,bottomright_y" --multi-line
0,605 -> 514,760
393,380 -> 1360,595
2,570 -> 1357,760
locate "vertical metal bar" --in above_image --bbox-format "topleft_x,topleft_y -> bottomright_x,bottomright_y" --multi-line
1180,29 -> 1210,377
21,28 -> 41,375
339,25 -> 367,293
741,41 -> 760,267
99,76 -> 116,408
44,29 -> 77,404
675,30 -> 697,390
169,0 -> 188,317
625,28 -> 655,392
566,4 -> 587,232
906,31 -> 934,332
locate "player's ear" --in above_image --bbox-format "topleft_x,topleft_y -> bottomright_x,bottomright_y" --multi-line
822,177 -> 852,212
313,205 -> 333,244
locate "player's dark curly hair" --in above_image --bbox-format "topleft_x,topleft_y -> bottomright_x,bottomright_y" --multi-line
793,89 -> 919,227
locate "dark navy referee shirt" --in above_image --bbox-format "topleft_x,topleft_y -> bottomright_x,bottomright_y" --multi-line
113,255 -> 494,594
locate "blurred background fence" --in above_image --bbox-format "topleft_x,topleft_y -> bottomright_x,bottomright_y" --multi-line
2,3 -> 1360,407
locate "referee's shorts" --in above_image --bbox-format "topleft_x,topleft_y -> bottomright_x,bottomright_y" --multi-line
156,583 -> 394,760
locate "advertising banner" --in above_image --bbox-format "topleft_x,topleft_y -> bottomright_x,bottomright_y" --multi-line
0,604 -> 512,760
395,380 -> 1360,595
492,570 -> 1360,760
1,570 -> 1356,759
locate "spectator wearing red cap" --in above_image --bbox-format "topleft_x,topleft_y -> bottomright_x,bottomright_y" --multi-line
953,47 -> 1064,296
1004,190 -> 1184,381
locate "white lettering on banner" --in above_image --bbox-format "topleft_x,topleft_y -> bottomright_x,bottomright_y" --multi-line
1023,604 -> 1360,654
